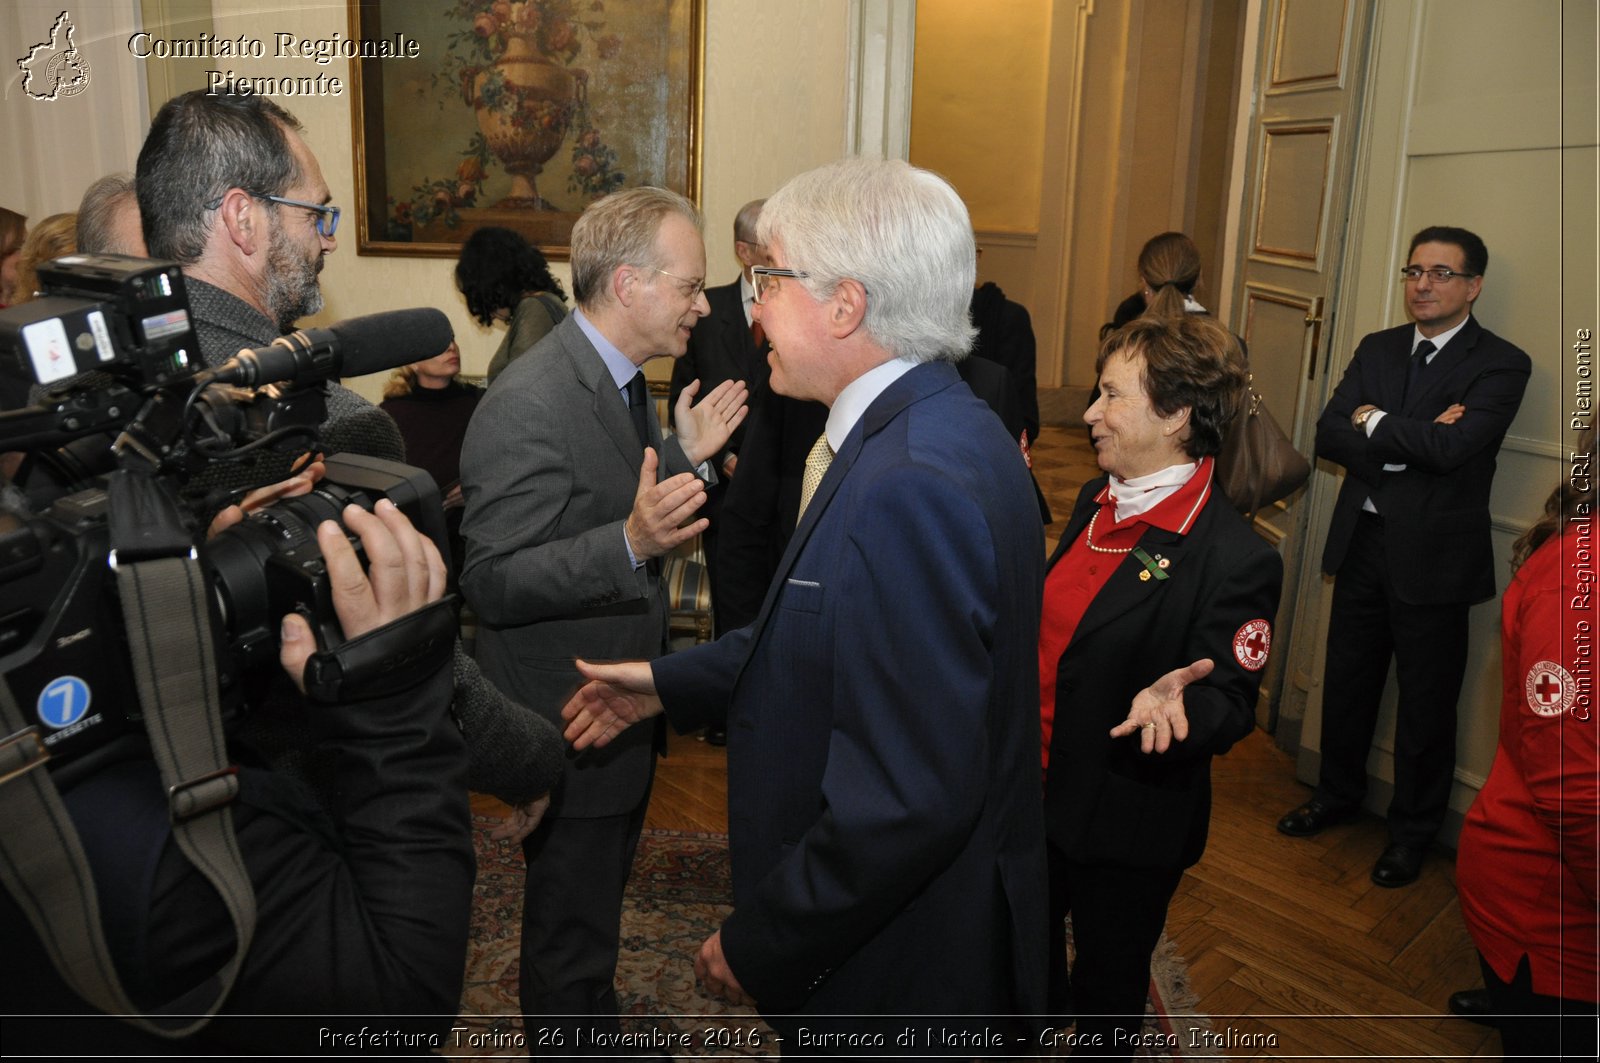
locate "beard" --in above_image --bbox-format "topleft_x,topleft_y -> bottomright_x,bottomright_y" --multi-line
264,222 -> 324,331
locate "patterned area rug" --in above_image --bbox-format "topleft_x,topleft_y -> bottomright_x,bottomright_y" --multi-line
450,820 -> 1207,1059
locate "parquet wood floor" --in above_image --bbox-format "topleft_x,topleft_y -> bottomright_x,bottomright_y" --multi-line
474,423 -> 1502,1060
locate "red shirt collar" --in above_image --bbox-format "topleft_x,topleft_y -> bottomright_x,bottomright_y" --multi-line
1091,455 -> 1215,536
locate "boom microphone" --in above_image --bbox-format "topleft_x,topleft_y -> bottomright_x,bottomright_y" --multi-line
205,307 -> 454,387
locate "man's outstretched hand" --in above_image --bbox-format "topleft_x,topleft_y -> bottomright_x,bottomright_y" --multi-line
560,658 -> 664,749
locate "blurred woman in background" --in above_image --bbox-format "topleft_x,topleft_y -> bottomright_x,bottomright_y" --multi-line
1101,231 -> 1213,339
381,340 -> 482,574
1,207 -> 30,307
10,212 -> 76,306
454,226 -> 567,384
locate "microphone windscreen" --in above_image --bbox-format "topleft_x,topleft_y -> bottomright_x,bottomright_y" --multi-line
328,308 -> 454,379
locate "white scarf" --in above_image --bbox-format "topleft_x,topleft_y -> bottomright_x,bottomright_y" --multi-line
1107,461 -> 1198,522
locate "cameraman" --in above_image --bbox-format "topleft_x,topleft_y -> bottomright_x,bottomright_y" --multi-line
131,88 -> 559,841
1,500 -> 474,1051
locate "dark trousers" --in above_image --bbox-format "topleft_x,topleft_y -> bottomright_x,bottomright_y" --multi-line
518,796 -> 649,1054
1480,952 -> 1599,1062
1317,513 -> 1469,846
1047,844 -> 1183,1061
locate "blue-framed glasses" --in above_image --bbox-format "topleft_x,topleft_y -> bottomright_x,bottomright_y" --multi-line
258,194 -> 340,239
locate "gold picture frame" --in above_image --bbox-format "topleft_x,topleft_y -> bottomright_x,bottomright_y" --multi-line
348,0 -> 703,260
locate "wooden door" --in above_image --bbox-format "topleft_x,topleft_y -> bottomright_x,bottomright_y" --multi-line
1228,0 -> 1374,730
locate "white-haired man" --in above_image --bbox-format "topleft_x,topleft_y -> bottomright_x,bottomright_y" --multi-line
561,159 -> 1048,1044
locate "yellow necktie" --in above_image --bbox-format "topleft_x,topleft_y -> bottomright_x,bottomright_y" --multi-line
797,432 -> 834,524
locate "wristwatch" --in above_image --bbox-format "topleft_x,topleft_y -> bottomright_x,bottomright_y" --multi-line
1352,406 -> 1379,429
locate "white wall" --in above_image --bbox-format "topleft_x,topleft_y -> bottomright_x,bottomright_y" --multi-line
1,1 -> 149,215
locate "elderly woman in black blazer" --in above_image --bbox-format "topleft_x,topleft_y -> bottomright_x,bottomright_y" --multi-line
1041,312 -> 1283,1057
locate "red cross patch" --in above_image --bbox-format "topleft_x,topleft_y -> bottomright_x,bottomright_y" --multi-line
1525,661 -> 1576,717
1233,619 -> 1271,672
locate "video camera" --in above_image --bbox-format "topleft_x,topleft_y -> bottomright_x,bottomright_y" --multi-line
0,255 -> 455,765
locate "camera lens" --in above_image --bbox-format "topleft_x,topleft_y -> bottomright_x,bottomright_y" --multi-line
203,482 -> 366,674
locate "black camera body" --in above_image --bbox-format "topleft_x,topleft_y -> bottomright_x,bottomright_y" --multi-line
206,452 -> 449,683
0,257 -> 451,767
0,254 -> 199,391
1,454 -> 447,765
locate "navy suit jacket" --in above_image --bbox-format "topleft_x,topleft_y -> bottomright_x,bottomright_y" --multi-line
653,361 -> 1048,1018
1316,316 -> 1531,605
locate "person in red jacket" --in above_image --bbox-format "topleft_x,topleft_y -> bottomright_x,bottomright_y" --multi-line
1455,427 -> 1597,1060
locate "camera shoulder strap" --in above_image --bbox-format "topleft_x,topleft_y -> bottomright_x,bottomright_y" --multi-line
0,474 -> 256,1038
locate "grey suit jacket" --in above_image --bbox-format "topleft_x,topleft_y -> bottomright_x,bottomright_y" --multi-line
459,313 -> 696,817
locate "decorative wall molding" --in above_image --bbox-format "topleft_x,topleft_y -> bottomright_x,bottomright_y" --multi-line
1498,434 -> 1567,460
972,229 -> 1040,250
846,0 -> 916,160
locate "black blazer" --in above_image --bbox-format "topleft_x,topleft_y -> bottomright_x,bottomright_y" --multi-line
1043,474 -> 1283,872
969,281 -> 1040,442
1316,316 -> 1531,605
670,278 -> 768,460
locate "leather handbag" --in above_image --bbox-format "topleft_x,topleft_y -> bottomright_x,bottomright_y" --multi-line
1217,372 -> 1311,517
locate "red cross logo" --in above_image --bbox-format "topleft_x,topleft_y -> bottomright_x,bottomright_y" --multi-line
1233,619 -> 1272,672
1525,661 -> 1575,717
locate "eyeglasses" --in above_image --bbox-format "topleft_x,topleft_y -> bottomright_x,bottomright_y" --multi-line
1399,266 -> 1476,284
203,192 -> 342,239
649,266 -> 706,300
750,265 -> 809,304
258,194 -> 340,239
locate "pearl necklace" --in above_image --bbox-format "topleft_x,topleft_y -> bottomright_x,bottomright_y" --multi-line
1083,509 -> 1135,554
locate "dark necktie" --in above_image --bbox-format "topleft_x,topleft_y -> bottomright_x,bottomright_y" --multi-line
1402,339 -> 1436,406
626,371 -> 650,448
750,318 -> 766,351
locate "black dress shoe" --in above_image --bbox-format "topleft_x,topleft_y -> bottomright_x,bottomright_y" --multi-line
704,725 -> 727,747
1447,987 -> 1496,1026
1276,799 -> 1355,837
1371,842 -> 1425,887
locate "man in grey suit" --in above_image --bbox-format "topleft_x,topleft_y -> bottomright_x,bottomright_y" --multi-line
458,187 -> 747,1045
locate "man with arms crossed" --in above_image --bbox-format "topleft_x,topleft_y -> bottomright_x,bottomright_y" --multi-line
1278,226 -> 1531,888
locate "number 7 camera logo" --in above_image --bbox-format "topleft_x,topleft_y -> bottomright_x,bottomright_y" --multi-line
38,676 -> 92,729
17,10 -> 92,102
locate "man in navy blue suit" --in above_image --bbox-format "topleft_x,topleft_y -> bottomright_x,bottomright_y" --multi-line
1278,226 -> 1531,888
560,159 -> 1048,1044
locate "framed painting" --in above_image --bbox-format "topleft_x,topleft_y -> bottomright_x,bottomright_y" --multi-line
348,0 -> 704,259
